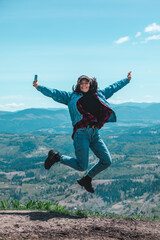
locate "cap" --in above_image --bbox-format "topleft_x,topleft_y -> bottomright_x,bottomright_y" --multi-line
77,75 -> 92,83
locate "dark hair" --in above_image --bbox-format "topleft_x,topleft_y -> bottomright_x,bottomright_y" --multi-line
72,77 -> 98,93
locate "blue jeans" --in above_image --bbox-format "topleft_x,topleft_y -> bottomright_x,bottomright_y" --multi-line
60,127 -> 112,178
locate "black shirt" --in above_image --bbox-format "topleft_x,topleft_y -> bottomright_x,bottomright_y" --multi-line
79,91 -> 101,121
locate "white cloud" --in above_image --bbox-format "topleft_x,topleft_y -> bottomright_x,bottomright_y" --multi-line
135,32 -> 141,38
114,36 -> 130,44
144,34 -> 160,42
143,95 -> 154,103
144,95 -> 152,99
145,23 -> 160,33
0,103 -> 26,111
5,103 -> 25,108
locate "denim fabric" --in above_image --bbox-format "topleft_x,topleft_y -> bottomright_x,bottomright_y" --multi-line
37,78 -> 130,178
60,127 -> 112,178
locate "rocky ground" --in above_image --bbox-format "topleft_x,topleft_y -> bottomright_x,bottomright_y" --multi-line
0,211 -> 160,240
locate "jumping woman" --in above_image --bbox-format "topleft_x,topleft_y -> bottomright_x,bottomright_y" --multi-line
33,72 -> 132,193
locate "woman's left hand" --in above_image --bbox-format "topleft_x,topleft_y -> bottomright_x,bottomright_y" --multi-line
33,80 -> 39,89
127,71 -> 132,81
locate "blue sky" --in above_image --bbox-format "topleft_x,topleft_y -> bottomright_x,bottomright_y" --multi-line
0,0 -> 160,111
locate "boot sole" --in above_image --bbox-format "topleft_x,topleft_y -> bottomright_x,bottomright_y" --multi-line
44,150 -> 55,170
77,179 -> 94,193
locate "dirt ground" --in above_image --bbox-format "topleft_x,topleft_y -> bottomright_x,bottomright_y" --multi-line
0,211 -> 160,240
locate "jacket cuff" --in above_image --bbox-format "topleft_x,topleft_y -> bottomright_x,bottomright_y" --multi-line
37,85 -> 42,91
126,77 -> 130,83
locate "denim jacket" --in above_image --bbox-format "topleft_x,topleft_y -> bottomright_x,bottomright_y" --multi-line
37,78 -> 130,126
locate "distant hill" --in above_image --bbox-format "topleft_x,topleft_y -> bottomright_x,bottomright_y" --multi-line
112,103 -> 160,123
0,108 -> 71,133
0,102 -> 160,133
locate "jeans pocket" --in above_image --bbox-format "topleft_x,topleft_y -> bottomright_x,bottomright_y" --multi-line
74,128 -> 88,146
76,128 -> 87,133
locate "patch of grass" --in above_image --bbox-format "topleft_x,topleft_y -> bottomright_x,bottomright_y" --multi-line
0,199 -> 53,211
0,199 -> 159,221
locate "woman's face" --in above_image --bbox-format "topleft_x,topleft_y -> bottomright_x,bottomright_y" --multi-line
79,79 -> 90,93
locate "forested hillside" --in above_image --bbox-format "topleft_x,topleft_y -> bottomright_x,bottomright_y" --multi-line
0,120 -> 159,219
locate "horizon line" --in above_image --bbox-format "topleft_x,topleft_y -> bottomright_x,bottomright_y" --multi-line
0,101 -> 160,113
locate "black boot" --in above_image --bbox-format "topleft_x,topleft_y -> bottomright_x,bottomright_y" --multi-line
77,175 -> 94,193
44,149 -> 61,170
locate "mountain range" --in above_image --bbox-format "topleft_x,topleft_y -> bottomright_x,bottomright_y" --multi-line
0,102 -> 159,133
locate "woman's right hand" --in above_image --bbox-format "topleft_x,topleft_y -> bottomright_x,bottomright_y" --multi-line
127,71 -> 132,81
33,80 -> 39,89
